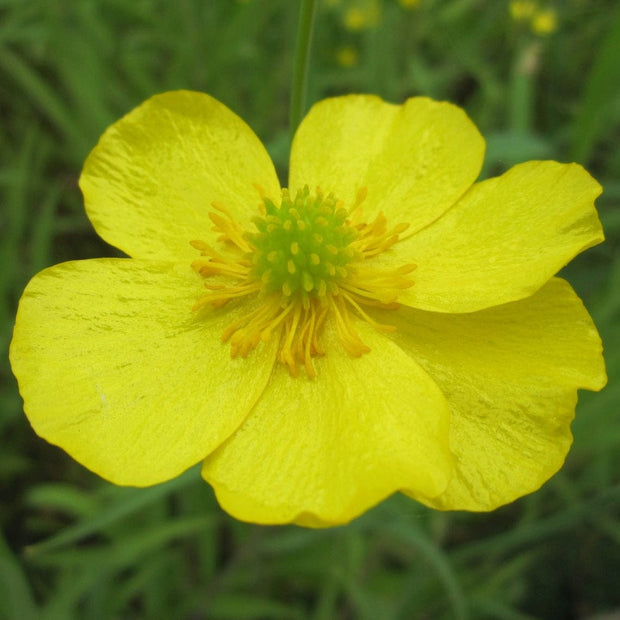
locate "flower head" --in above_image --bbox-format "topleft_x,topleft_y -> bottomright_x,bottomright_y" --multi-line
531,8 -> 558,36
10,91 -> 606,527
510,0 -> 559,36
398,0 -> 421,9
342,0 -> 380,31
509,0 -> 538,21
335,45 -> 360,68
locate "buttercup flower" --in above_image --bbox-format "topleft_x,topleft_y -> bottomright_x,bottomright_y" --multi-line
398,0 -> 421,10
343,0 -> 380,31
10,92 -> 606,527
335,45 -> 360,68
531,8 -> 558,36
509,0 -> 558,36
509,0 -> 538,21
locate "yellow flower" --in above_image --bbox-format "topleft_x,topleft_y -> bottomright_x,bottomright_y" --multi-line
399,0 -> 421,9
509,0 -> 538,21
510,0 -> 558,36
10,92 -> 606,527
335,45 -> 360,68
532,8 -> 558,35
343,0 -> 380,31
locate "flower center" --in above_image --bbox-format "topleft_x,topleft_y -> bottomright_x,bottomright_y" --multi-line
249,187 -> 358,304
190,186 -> 415,378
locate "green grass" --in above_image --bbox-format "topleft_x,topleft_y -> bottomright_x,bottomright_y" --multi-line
2,0 -> 619,618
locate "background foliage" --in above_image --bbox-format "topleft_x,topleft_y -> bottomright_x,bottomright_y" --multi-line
2,0 -> 620,618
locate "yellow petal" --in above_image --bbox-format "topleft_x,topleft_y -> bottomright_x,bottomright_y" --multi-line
377,278 -> 606,510
9,259 -> 277,485
289,95 -> 484,234
396,160 -> 604,312
80,91 -> 281,262
202,321 -> 453,527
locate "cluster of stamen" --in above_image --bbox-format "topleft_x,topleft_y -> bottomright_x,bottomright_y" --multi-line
190,185 -> 415,378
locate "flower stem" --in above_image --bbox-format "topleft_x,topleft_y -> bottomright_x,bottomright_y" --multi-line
290,0 -> 318,143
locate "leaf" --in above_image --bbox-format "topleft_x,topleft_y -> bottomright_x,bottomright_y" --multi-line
571,4 -> 620,164
0,532 -> 39,620
25,466 -> 199,557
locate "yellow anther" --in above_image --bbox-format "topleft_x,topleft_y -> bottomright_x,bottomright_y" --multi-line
189,239 -> 209,251
252,182 -> 267,198
191,183 -> 413,378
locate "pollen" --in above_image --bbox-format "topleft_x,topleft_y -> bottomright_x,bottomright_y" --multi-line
191,185 -> 415,378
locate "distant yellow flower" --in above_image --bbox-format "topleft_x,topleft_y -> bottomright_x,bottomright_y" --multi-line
10,92 -> 606,527
344,8 -> 366,30
532,8 -> 558,35
335,45 -> 360,67
399,0 -> 421,9
343,0 -> 380,30
509,0 -> 538,21
510,0 -> 558,36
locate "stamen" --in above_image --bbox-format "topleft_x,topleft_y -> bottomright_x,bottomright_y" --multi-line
340,264 -> 416,305
190,188 -> 414,378
329,295 -> 371,357
339,290 -> 397,332
193,281 -> 261,311
209,202 -> 252,253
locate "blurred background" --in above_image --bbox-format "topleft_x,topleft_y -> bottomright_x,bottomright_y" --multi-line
1,0 -> 619,618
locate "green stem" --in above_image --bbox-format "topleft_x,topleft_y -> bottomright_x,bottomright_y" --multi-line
290,0 -> 318,143
509,41 -> 539,134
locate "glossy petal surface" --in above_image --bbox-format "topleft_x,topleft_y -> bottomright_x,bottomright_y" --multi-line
376,278 -> 606,510
393,161 -> 604,312
80,91 -> 281,262
202,321 -> 453,527
289,95 -> 484,234
10,259 -> 277,485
